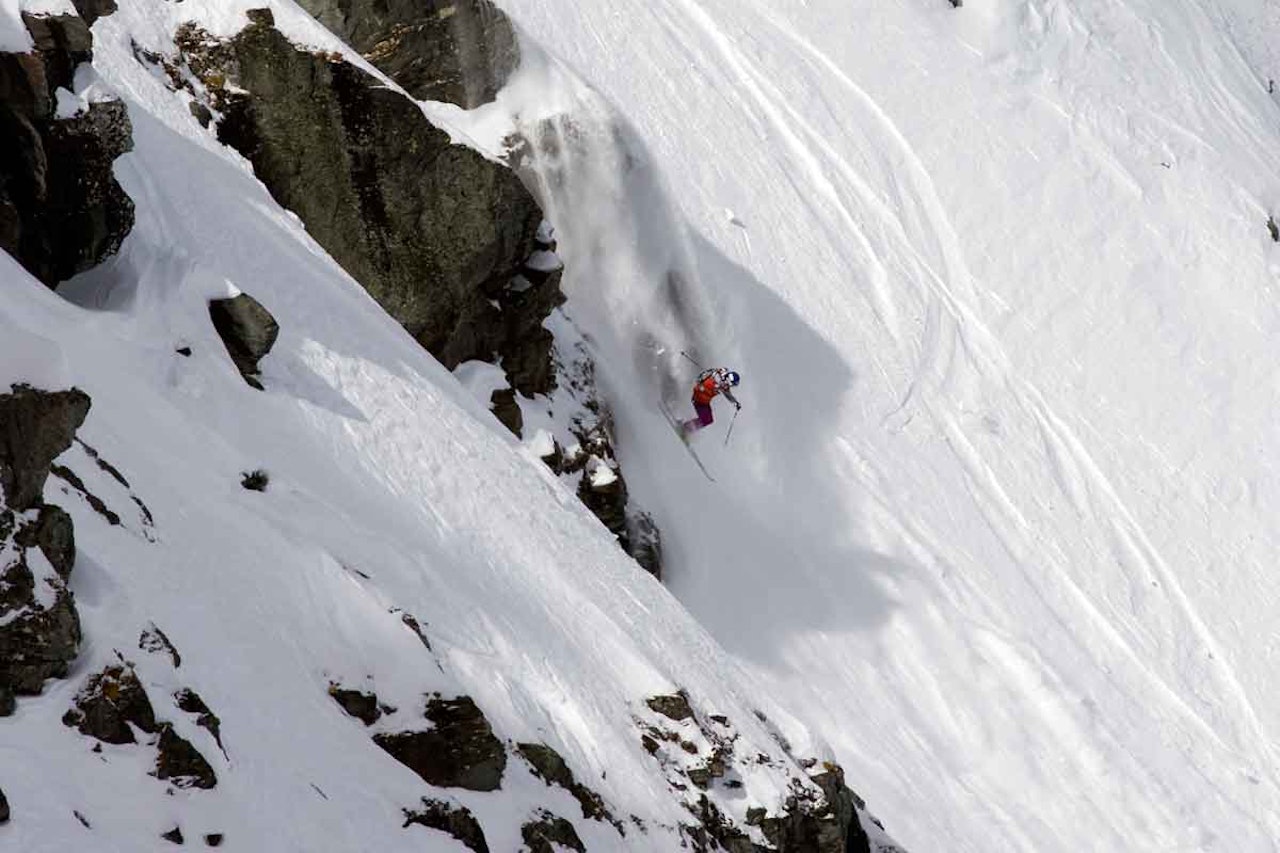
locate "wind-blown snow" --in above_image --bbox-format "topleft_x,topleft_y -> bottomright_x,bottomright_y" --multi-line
481,0 -> 1280,849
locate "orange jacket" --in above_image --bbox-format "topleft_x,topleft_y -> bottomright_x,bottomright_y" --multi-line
692,373 -> 720,405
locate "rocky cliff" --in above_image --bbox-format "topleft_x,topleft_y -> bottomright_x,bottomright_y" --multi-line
0,6 -> 134,286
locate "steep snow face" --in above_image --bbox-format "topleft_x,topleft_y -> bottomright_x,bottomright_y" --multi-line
1,2 -> 895,851
491,0 -> 1280,850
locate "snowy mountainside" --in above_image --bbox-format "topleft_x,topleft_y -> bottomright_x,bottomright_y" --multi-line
0,0 -> 896,850
485,0 -> 1280,850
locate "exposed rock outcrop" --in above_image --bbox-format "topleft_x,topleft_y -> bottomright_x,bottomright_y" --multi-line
0,385 -> 92,512
0,385 -> 89,701
403,798 -> 490,853
62,664 -> 157,744
637,692 -> 875,853
0,9 -> 134,286
0,786 -> 9,824
208,292 -> 279,390
63,662 -> 218,790
328,683 -> 382,726
521,810 -> 585,853
293,0 -> 520,108
174,688 -> 226,758
517,742 -> 620,831
373,695 -> 506,791
176,11 -> 543,376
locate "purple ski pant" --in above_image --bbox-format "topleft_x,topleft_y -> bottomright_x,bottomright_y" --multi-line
684,400 -> 714,433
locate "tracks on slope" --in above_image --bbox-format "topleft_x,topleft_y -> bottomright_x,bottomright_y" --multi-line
660,0 -> 1280,820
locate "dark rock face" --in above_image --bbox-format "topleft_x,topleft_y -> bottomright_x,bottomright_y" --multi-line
328,684 -> 382,726
373,695 -> 506,791
627,512 -> 662,579
161,825 -> 184,844
139,623 -> 182,668
638,695 -> 876,853
0,385 -> 89,700
646,692 -> 695,723
174,688 -> 226,757
0,786 -> 8,823
62,664 -> 158,745
0,385 -> 91,512
0,11 -> 134,286
489,388 -> 523,437
155,722 -> 218,789
293,0 -> 520,108
516,742 -> 620,830
402,799 -> 490,853
70,0 -> 118,27
208,293 -> 279,389
520,810 -> 585,853
177,12 -> 543,375
64,663 -> 218,789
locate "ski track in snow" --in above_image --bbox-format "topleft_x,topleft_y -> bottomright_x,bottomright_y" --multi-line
501,0 -> 1280,848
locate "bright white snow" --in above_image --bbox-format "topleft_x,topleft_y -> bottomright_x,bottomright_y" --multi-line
2,1 -> 874,849
487,0 -> 1280,850
8,0 -> 1280,849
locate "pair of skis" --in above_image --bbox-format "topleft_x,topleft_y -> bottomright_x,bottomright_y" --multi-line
658,400 -> 716,482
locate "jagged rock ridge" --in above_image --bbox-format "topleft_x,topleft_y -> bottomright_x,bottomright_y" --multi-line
292,0 -> 520,108
0,8 -> 133,286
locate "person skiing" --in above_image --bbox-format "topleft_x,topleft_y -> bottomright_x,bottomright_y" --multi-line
681,368 -> 741,438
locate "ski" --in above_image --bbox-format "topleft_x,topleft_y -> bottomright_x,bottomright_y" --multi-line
658,400 -> 716,482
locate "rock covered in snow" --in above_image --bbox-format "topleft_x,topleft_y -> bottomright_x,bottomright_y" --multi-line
293,0 -> 520,108
372,694 -> 507,791
0,384 -> 89,700
402,798 -> 490,852
62,662 -> 218,789
176,10 -> 543,374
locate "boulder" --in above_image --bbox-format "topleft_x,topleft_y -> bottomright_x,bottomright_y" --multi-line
520,811 -> 585,853
292,0 -> 520,107
373,695 -> 506,791
489,388 -> 522,437
155,723 -> 218,789
208,293 -> 279,389
0,385 -> 90,512
402,799 -> 490,853
62,664 -> 158,745
69,0 -> 118,28
328,684 -> 382,726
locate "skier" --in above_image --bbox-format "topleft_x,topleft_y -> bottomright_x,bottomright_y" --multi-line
681,368 -> 741,438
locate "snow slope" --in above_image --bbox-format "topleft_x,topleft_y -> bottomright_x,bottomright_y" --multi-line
483,0 -> 1280,849
3,2 -> 899,850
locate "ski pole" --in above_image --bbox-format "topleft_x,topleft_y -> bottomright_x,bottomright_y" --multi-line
680,350 -> 704,369
724,408 -> 739,446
